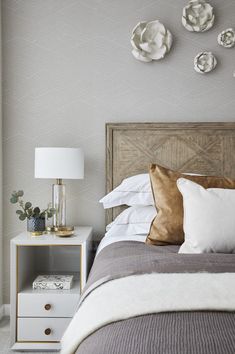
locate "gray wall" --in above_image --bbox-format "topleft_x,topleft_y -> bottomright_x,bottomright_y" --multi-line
2,0 -> 235,303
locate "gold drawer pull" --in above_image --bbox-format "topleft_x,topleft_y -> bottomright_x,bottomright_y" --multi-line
44,304 -> 51,311
44,328 -> 52,335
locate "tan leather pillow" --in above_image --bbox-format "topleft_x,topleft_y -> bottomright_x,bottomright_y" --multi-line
146,164 -> 235,246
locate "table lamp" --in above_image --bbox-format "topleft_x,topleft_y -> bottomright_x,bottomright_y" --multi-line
35,147 -> 84,231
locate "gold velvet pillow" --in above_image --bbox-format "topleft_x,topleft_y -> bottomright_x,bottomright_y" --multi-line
146,164 -> 235,246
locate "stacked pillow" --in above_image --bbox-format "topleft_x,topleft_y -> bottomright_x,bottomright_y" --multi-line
147,164 -> 235,246
105,205 -> 156,237
99,174 -> 154,208
100,164 -> 235,254
99,174 -> 156,237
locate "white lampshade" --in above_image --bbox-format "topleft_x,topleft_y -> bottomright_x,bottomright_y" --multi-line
35,147 -> 84,179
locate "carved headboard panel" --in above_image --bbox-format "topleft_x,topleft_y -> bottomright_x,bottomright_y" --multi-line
106,122 -> 235,225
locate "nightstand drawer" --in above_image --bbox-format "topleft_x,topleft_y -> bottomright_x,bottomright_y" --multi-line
18,292 -> 79,317
17,317 -> 71,342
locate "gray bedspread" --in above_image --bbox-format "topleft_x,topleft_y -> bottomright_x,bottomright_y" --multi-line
75,241 -> 235,354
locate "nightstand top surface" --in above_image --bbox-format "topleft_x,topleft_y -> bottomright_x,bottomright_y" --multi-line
11,226 -> 93,246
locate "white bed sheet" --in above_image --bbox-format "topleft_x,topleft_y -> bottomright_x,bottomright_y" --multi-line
96,234 -> 147,255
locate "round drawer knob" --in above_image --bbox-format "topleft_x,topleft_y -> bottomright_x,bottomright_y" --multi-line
44,328 -> 52,335
44,304 -> 51,311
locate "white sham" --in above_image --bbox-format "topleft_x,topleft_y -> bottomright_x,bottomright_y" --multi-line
178,178 -> 235,254
99,174 -> 154,208
106,205 -> 156,237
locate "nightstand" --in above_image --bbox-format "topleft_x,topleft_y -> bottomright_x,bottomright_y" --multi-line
10,226 -> 93,351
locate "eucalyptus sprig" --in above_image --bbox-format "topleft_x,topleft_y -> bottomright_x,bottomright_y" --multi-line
10,190 -> 55,221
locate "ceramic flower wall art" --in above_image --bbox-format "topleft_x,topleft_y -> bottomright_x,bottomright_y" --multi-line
194,52 -> 217,74
131,20 -> 173,62
218,28 -> 235,48
182,0 -> 215,32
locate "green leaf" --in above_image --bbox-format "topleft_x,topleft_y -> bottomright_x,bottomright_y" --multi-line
19,214 -> 26,221
10,197 -> 18,204
16,210 -> 23,215
25,202 -> 32,210
17,190 -> 24,197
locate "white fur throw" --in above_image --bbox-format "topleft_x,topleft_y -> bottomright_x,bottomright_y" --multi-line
61,272 -> 235,354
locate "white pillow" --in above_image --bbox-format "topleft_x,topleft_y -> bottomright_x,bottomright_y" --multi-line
105,205 -> 156,237
99,174 -> 154,208
177,178 -> 235,254
99,172 -> 203,209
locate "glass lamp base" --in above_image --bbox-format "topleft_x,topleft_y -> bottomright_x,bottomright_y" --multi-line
52,182 -> 66,228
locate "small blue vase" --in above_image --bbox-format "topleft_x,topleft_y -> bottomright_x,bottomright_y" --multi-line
27,217 -> 45,235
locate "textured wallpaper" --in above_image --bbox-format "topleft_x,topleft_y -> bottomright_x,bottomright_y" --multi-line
2,0 -> 235,302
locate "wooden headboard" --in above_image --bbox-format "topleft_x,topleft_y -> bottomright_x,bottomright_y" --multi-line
106,122 -> 235,225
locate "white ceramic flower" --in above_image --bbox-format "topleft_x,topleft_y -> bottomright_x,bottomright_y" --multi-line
131,20 -> 173,62
218,28 -> 235,48
194,52 -> 217,74
182,0 -> 215,32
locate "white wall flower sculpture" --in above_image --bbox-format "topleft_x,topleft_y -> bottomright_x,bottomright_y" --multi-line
194,52 -> 217,74
182,0 -> 215,32
131,20 -> 173,62
218,28 -> 235,48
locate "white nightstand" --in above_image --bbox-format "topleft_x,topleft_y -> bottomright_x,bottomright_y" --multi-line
10,226 -> 93,351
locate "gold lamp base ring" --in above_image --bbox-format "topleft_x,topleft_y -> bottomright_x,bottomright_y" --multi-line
46,226 -> 75,237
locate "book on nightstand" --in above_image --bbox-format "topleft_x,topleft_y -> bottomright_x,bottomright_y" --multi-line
32,274 -> 74,290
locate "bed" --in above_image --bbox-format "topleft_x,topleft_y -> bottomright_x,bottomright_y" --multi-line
61,123 -> 235,354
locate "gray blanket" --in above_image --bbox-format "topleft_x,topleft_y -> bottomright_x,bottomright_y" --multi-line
75,241 -> 235,354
